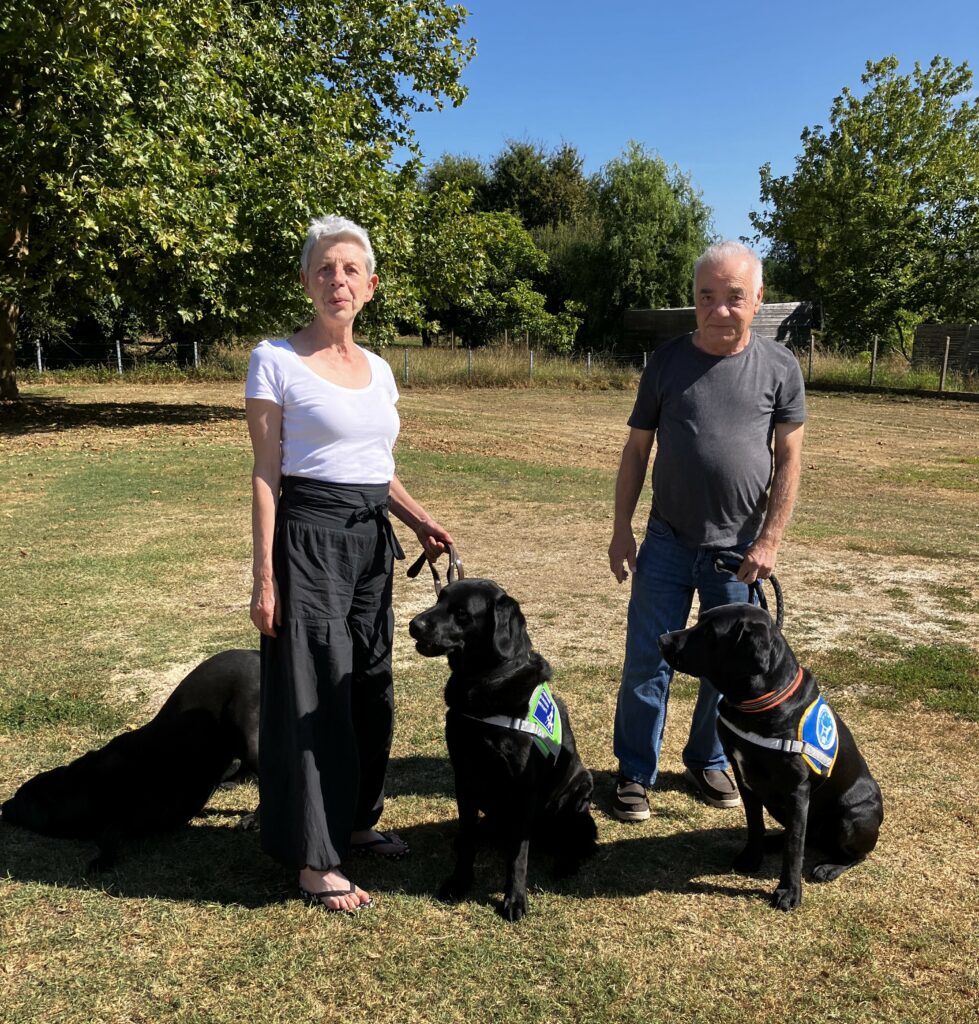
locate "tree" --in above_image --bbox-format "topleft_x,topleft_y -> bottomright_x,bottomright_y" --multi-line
586,142 -> 712,346
751,56 -> 979,354
421,154 -> 491,210
0,0 -> 474,397
487,141 -> 593,229
413,206 -> 579,347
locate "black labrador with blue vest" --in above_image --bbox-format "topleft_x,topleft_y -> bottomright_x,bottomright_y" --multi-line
659,604 -> 883,911
409,578 -> 597,921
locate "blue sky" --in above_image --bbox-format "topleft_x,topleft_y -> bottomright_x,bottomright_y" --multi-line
408,0 -> 979,249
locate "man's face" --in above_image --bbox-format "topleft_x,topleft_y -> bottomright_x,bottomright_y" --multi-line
694,256 -> 763,353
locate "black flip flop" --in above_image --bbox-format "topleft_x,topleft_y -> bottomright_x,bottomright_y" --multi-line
299,884 -> 373,913
349,830 -> 411,860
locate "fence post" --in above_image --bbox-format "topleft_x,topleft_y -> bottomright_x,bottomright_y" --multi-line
115,337 -> 124,376
869,337 -> 878,385
403,347 -> 409,385
807,335 -> 814,383
643,350 -> 648,368
35,339 -> 43,373
587,350 -> 592,374
939,336 -> 950,394
529,349 -> 534,378
467,347 -> 473,383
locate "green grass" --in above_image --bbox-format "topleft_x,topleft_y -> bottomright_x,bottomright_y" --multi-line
806,637 -> 979,719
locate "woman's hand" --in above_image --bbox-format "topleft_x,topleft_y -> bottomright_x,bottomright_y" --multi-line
251,576 -> 281,637
415,518 -> 455,562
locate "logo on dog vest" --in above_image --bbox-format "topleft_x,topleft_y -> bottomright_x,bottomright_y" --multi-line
528,683 -> 562,759
798,696 -> 839,776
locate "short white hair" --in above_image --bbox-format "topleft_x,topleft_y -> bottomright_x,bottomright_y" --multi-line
693,240 -> 763,295
302,215 -> 375,278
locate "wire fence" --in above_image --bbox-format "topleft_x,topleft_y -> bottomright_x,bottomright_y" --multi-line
16,334 -> 979,397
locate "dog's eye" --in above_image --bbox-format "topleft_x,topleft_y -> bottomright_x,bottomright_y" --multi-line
454,609 -> 471,624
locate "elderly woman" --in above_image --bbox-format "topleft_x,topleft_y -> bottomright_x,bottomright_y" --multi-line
245,215 -> 453,912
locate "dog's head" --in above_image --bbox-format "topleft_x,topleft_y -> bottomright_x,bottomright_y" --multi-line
1,759 -> 94,838
658,603 -> 785,701
408,578 -> 532,670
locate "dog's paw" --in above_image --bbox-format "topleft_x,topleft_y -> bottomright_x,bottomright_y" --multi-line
436,872 -> 472,903
499,890 -> 529,922
770,884 -> 802,911
811,861 -> 849,883
732,846 -> 764,874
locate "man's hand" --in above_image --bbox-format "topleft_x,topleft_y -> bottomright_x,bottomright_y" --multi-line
608,526 -> 637,584
737,538 -> 779,583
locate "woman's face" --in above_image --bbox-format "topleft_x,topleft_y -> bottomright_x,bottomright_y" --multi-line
301,238 -> 378,326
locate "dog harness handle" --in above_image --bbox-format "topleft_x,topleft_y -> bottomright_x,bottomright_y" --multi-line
406,544 -> 466,596
713,550 -> 784,629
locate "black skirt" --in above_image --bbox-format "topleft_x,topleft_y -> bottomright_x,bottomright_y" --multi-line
258,476 -> 405,870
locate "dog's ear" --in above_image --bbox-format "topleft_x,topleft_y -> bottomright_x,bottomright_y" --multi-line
491,594 -> 531,661
734,616 -> 773,676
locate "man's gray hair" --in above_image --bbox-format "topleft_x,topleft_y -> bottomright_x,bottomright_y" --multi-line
693,240 -> 763,295
302,215 -> 375,278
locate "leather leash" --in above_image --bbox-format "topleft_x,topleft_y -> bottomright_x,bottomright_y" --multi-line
406,543 -> 465,596
713,549 -> 784,629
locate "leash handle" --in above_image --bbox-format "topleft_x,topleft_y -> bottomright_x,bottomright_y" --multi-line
406,544 -> 465,596
713,550 -> 784,630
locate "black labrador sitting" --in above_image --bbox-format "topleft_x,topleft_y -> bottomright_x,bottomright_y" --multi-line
659,604 -> 883,911
1,649 -> 260,871
409,578 -> 597,922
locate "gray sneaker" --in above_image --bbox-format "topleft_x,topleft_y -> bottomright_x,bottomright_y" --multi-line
612,773 -> 651,822
684,767 -> 741,808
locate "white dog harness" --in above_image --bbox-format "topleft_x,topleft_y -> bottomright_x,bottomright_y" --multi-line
463,682 -> 563,760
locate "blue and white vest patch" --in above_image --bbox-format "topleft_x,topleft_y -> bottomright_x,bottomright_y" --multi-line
528,682 -> 562,759
798,695 -> 839,776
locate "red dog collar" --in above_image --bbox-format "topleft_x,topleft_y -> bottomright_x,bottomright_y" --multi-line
731,667 -> 804,714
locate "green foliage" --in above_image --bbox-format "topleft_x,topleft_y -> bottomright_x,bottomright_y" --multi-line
414,208 -> 582,347
487,140 -> 594,228
752,56 -> 979,353
585,142 -> 713,346
421,154 -> 491,208
0,0 -> 475,395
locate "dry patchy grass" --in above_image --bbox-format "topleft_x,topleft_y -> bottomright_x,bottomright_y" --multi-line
1,382 -> 977,1024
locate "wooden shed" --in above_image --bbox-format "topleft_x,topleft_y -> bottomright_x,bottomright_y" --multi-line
623,301 -> 814,354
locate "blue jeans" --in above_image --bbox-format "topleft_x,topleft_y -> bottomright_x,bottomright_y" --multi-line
614,517 -> 753,787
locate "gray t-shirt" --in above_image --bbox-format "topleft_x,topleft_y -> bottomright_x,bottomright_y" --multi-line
628,332 -> 806,548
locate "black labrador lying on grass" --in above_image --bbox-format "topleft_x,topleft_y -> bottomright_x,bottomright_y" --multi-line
409,578 -> 597,922
659,604 -> 883,911
1,649 -> 259,872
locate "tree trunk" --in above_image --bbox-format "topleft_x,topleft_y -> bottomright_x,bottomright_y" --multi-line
1,208 -> 29,400
895,320 -> 911,363
0,296 -> 20,400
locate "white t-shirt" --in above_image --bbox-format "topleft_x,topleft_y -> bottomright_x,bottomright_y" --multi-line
245,338 -> 400,484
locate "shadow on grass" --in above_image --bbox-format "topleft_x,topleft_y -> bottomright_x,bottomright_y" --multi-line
0,395 -> 244,436
0,759 -> 798,911
0,812 -> 783,910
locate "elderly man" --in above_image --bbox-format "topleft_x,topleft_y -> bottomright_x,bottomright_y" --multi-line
608,240 -> 806,821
